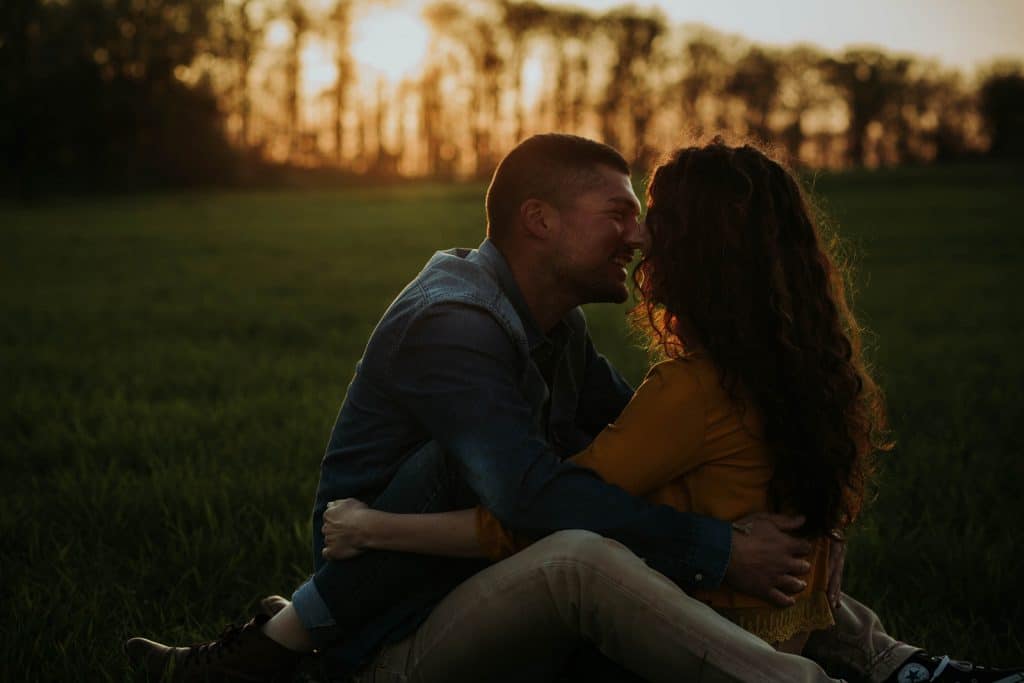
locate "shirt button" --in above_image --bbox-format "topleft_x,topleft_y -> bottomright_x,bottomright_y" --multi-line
695,573 -> 703,583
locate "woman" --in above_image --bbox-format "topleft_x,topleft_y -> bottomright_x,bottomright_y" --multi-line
321,139 -> 890,653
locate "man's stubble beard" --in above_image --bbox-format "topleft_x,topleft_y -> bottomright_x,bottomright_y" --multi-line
585,275 -> 630,305
555,263 -> 629,307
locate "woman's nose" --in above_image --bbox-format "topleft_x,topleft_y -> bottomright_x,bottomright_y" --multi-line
627,217 -> 651,253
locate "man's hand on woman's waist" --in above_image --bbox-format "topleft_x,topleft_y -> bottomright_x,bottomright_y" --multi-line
725,512 -> 813,608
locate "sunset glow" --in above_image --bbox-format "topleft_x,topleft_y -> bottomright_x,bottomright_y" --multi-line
213,0 -> 1020,173
350,8 -> 430,82
301,40 -> 338,96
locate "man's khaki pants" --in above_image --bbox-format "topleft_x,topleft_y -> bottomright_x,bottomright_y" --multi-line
353,531 -> 916,683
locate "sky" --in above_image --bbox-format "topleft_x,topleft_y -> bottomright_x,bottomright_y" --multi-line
542,0 -> 1024,72
303,0 -> 1023,95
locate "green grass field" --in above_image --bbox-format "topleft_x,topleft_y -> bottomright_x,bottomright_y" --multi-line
2,164 -> 1022,680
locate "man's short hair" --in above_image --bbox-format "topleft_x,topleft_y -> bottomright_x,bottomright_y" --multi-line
485,134 -> 630,243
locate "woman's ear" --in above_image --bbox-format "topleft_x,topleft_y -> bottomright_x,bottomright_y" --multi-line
520,198 -> 559,240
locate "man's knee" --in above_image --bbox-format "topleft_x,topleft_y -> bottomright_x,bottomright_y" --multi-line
374,441 -> 477,512
529,530 -> 639,570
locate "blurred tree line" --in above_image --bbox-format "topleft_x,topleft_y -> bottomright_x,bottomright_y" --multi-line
1,0 -> 241,196
3,0 -> 1023,196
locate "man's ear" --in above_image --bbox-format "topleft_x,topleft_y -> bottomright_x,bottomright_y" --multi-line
520,198 -> 559,240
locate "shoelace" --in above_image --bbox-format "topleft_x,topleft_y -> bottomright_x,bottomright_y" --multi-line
183,622 -> 248,667
930,655 -> 951,681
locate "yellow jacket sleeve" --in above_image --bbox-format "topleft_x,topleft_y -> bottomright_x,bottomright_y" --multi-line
475,359 -> 709,560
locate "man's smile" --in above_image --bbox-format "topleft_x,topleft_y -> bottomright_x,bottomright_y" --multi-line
611,251 -> 636,276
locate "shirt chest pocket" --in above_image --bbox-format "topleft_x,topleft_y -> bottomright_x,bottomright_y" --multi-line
521,362 -> 550,433
522,359 -> 585,458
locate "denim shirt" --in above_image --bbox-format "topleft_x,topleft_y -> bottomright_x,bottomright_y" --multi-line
301,239 -> 732,668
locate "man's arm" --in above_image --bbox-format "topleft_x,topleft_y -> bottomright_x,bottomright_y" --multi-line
391,304 -> 808,599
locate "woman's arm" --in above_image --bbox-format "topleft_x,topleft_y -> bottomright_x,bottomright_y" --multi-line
322,498 -> 484,560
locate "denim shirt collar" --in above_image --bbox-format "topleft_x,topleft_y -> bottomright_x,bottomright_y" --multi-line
476,238 -> 570,353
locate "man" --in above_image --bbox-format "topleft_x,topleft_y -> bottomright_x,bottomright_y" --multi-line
126,135 -> 1019,683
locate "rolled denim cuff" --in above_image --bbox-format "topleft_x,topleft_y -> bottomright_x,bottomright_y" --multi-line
292,578 -> 337,630
675,516 -> 733,591
696,516 -> 734,590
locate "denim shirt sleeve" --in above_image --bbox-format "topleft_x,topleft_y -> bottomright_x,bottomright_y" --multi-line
389,303 -> 732,591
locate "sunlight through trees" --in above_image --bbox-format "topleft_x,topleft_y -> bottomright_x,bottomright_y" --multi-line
3,0 -> 1023,193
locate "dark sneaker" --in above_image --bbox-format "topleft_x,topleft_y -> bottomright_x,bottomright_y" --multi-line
887,652 -> 1024,683
125,613 -> 300,682
258,595 -> 290,617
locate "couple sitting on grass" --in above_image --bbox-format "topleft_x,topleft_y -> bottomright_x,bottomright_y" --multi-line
126,134 -> 1023,683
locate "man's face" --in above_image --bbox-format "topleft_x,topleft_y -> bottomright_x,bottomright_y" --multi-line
550,165 -> 647,305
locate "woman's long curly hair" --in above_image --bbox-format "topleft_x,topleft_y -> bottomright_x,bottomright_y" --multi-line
632,139 -> 890,536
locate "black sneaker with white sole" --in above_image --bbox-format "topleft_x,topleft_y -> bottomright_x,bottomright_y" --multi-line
886,652 -> 1024,683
